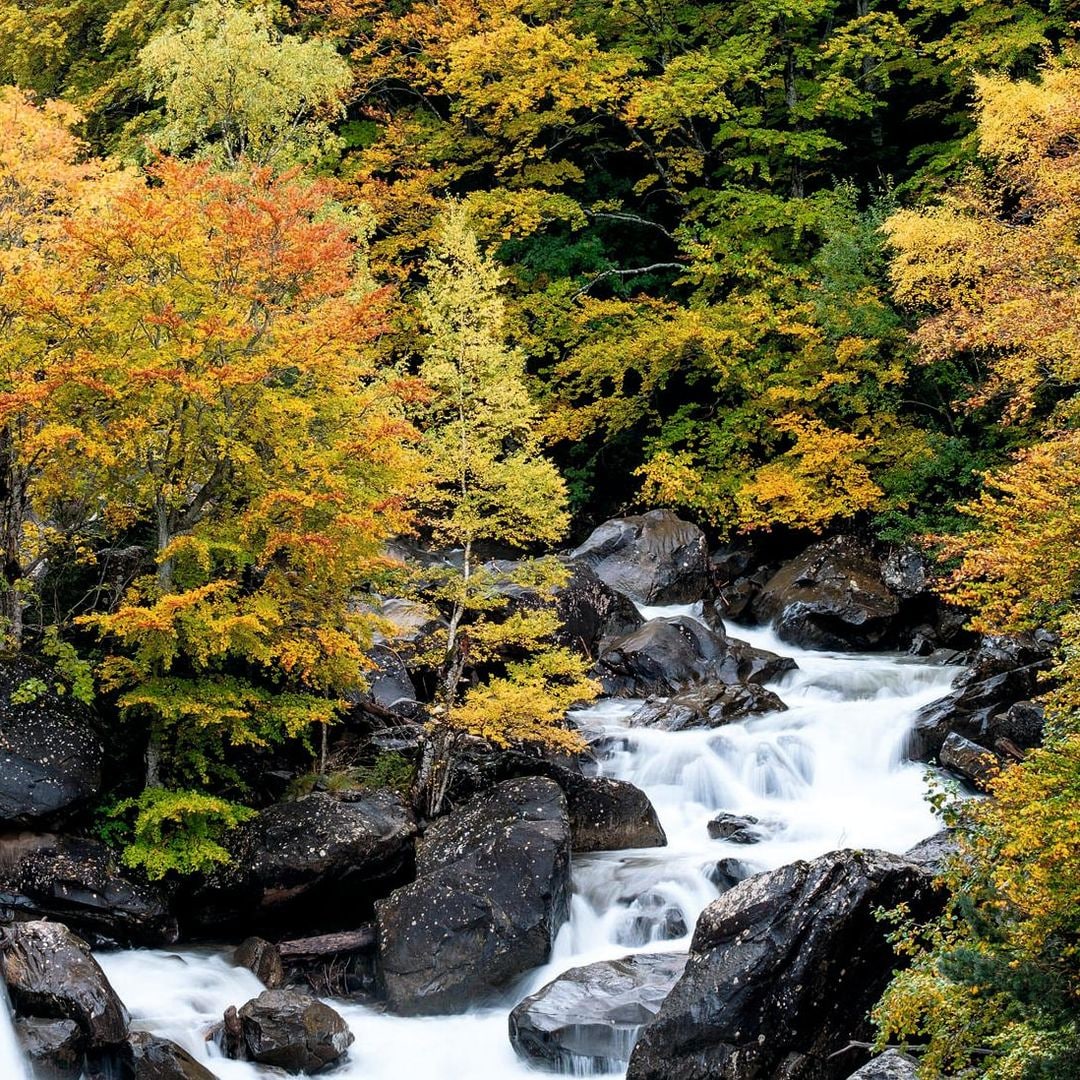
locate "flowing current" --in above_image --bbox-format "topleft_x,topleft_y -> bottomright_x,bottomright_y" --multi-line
94,607 -> 959,1080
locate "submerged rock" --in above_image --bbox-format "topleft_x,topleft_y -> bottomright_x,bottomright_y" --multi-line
706,812 -> 767,844
1,920 -> 128,1047
377,777 -> 572,1015
509,953 -> 688,1072
626,849 -> 942,1080
571,510 -> 710,605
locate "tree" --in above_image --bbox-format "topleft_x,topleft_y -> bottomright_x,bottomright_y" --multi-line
140,0 -> 353,167
0,88 -> 117,643
17,156 -> 419,794
408,205 -> 595,817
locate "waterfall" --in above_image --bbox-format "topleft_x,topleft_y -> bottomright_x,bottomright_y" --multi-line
95,609 -> 959,1080
0,981 -> 28,1080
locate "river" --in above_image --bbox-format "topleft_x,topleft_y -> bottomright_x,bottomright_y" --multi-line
44,607 -> 957,1079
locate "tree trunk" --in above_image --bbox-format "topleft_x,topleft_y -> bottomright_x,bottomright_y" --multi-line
414,725 -> 457,819
0,427 -> 25,647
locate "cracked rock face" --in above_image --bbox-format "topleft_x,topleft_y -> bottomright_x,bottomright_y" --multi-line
0,656 -> 103,828
626,849 -> 944,1080
376,777 -> 571,1015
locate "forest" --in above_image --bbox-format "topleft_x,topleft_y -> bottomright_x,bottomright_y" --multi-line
0,1 -> 1078,1078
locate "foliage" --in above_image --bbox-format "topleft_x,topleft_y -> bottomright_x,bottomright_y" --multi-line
140,0 -> 353,167
102,786 -> 255,879
408,206 -> 594,816
10,155 -> 420,787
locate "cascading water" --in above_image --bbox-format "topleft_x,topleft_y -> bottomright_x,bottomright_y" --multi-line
95,606 -> 960,1080
0,984 -> 28,1080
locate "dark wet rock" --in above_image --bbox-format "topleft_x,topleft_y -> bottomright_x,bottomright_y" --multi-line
626,849 -> 943,1080
2,920 -> 128,1046
377,777 -> 571,1015
15,1017 -> 83,1080
614,892 -> 688,946
230,989 -> 353,1074
185,790 -> 416,934
725,637 -> 798,685
751,536 -> 901,651
123,1032 -> 218,1079
906,650 -> 1045,765
987,700 -> 1044,750
0,835 -> 176,947
706,813 -> 766,844
480,559 -> 644,658
558,773 -> 665,853
596,617 -> 731,697
881,550 -> 929,600
703,858 -> 753,892
630,683 -> 786,732
235,937 -> 284,989
509,953 -> 689,1072
571,510 -> 709,605
939,732 -> 998,786
845,1050 -> 918,1080
904,830 -> 959,875
0,655 -> 103,828
357,644 -> 420,718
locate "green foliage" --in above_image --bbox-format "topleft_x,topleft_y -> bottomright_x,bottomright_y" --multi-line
102,786 -> 254,879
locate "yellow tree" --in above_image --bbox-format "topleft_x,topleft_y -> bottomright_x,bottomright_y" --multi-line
140,0 -> 353,168
16,156 -> 420,794
0,88 -> 120,644
410,205 -> 594,816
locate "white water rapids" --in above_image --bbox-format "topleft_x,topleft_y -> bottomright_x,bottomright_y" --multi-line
85,607 -> 958,1080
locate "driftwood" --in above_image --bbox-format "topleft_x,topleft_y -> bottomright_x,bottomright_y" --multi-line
278,927 -> 376,959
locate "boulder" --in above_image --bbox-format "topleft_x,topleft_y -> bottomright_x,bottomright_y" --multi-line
904,830 -> 959,875
185,790 -> 416,933
0,835 -> 176,947
751,536 -> 901,650
509,953 -> 688,1072
706,813 -> 766,844
906,651 -> 1045,765
357,644 -> 420,718
570,510 -> 709,605
235,937 -> 284,989
230,989 -> 353,1074
124,1032 -> 218,1079
725,637 -> 798,685
1,920 -> 128,1046
626,849 -> 942,1080
557,773 -> 665,853
0,655 -> 103,827
987,700 -> 1044,750
596,617 -> 732,697
845,1050 -> 918,1080
14,1017 -> 83,1080
939,732 -> 998,786
630,684 -> 786,732
377,777 -> 571,1015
